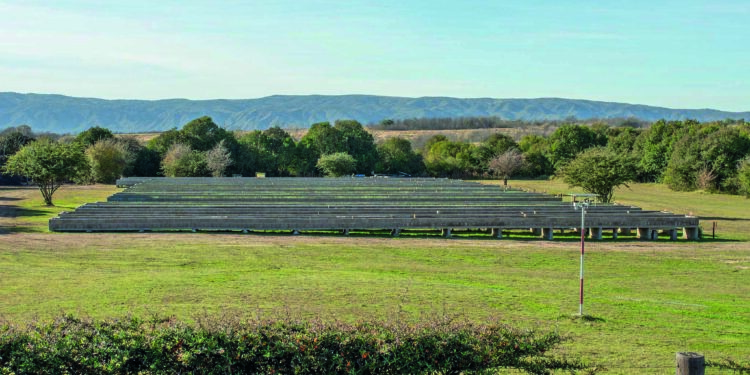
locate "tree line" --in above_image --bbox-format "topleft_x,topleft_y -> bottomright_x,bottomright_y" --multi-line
368,116 -> 651,131
2,116 -> 750,205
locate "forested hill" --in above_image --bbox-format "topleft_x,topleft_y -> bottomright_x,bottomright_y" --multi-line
1,92 -> 748,133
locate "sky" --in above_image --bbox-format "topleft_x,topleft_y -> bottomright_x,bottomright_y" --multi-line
1,0 -> 748,111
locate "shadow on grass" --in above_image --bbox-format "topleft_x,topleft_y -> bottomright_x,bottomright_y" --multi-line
7,226 -> 48,234
0,205 -> 50,218
50,228 -> 741,242
562,314 -> 606,323
15,207 -> 50,218
699,216 -> 750,222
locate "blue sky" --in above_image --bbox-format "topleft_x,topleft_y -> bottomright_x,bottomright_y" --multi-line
1,0 -> 748,111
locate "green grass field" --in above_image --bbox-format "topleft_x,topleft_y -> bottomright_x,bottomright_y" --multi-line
1,181 -> 748,374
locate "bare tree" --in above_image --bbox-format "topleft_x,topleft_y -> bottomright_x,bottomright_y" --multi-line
489,149 -> 523,185
205,140 -> 232,177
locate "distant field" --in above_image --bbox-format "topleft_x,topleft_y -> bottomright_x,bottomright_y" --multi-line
1,182 -> 748,374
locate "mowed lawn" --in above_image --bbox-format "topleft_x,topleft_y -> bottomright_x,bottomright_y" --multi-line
1,182 -> 749,374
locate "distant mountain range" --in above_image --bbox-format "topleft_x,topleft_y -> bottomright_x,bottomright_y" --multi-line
1,92 -> 748,134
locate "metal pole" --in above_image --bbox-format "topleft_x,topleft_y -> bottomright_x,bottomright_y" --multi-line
579,202 -> 586,316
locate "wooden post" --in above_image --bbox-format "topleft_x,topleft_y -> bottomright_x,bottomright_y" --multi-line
676,352 -> 704,375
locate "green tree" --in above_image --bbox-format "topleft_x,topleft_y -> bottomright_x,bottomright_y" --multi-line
297,120 -> 378,175
147,128 -> 184,155
474,133 -> 518,174
737,158 -> 750,197
700,127 -> 750,188
316,152 -> 356,177
205,140 -> 232,177
517,134 -> 553,178
662,132 -> 702,191
260,126 -> 298,175
421,135 -> 449,154
607,127 -> 641,155
334,120 -> 378,173
116,136 -> 161,177
85,139 -> 132,184
375,137 -> 425,175
3,139 -> 88,205
239,127 -> 298,176
0,127 -> 35,167
297,122 -> 340,176
518,134 -> 548,154
180,116 -> 232,152
664,126 -> 750,192
547,125 -> 605,170
559,147 -> 637,203
517,149 -> 553,178
632,119 -> 697,182
423,139 -> 478,178
299,122 -> 340,155
477,133 -> 518,159
161,143 -> 207,177
75,126 -> 114,147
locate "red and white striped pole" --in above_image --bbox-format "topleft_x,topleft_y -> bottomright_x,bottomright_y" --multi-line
579,203 -> 586,316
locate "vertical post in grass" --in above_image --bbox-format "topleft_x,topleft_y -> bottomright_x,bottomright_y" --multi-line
569,193 -> 596,316
676,352 -> 704,375
578,202 -> 586,316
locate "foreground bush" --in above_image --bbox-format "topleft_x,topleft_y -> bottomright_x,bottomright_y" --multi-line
0,315 -> 595,374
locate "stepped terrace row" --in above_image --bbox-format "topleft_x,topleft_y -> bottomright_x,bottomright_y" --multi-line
50,177 -> 701,240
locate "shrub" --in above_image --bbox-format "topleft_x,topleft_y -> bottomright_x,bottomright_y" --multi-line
86,139 -> 133,184
316,152 -> 357,177
0,315 -> 596,374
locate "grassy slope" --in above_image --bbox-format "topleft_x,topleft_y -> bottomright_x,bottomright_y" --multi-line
1,183 -> 748,374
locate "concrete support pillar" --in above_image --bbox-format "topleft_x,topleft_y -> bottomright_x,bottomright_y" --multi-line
683,227 -> 700,240
292,229 -> 300,235
441,228 -> 452,238
529,228 -> 541,236
669,229 -> 678,241
192,229 -> 198,233
651,230 -> 659,240
343,229 -> 350,236
637,227 -> 652,240
589,227 -> 603,240
242,229 -> 249,234
541,227 -> 554,240
611,229 -> 618,239
619,228 -> 632,236
490,228 -> 503,239
391,228 -> 401,237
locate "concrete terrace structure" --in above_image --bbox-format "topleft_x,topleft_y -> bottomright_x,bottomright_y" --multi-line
50,177 -> 701,240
